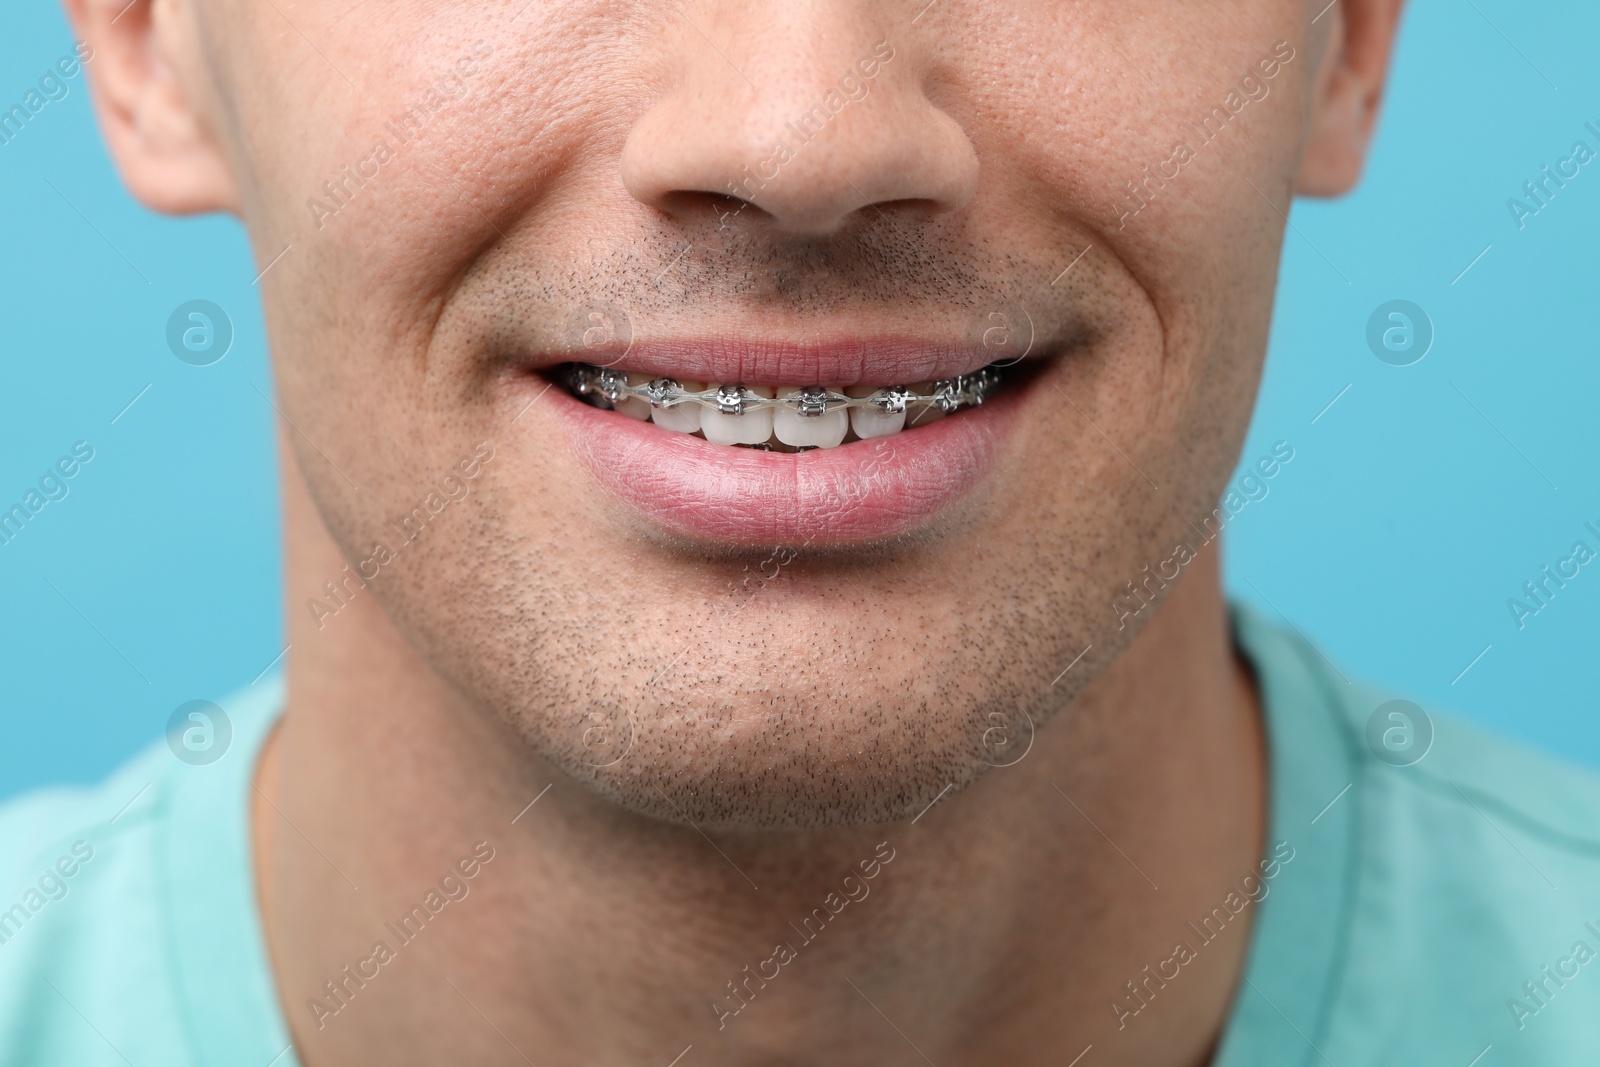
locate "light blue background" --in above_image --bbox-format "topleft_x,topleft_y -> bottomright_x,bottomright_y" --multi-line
1,0 -> 1596,800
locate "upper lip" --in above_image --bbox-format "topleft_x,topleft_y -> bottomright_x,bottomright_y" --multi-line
533,338 -> 1021,387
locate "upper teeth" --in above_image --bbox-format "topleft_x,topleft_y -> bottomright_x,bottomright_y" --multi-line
566,363 -> 1000,450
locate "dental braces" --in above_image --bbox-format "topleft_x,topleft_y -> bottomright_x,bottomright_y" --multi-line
566,363 -> 1004,416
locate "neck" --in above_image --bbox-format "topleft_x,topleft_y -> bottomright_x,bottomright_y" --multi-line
258,457 -> 1266,1067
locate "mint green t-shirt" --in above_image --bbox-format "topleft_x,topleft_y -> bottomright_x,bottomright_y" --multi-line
3,607 -> 1599,1065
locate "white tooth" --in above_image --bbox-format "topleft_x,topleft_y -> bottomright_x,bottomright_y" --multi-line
845,384 -> 906,440
774,388 -> 848,448
650,380 -> 704,433
700,385 -> 774,446
616,373 -> 651,421
904,383 -> 946,428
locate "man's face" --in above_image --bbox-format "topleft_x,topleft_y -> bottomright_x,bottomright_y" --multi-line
182,0 -> 1327,827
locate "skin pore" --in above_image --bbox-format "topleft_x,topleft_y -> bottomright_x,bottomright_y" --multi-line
65,0 -> 1403,1062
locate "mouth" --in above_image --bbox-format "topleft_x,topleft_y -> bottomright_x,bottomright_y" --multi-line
532,341 -> 1047,546
556,363 -> 1006,451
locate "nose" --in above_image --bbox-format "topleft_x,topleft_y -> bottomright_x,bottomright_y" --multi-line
620,5 -> 979,236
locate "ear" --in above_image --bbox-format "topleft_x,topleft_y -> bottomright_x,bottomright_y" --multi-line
1296,0 -> 1408,197
60,0 -> 238,213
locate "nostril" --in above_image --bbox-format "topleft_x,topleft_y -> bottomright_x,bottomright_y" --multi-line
664,191 -> 951,238
657,190 -> 771,226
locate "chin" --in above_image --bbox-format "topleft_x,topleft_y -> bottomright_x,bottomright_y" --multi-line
521,684 -> 1020,832
459,581 -> 1091,831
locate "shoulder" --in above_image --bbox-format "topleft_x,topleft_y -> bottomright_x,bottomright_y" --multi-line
0,741 -> 196,1065
1343,695 -> 1600,1060
1340,707 -> 1600,1062
0,679 -> 293,1067
1235,605 -> 1600,1063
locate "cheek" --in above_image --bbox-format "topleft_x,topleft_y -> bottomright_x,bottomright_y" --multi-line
236,10 -> 636,466
231,8 -> 623,272
951,8 -> 1311,424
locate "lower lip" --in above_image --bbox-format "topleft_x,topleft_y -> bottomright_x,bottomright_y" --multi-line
547,381 -> 1022,544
